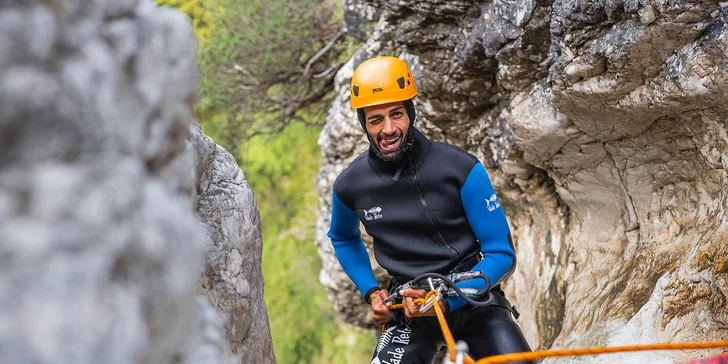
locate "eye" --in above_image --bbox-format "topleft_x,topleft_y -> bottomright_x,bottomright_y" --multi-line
391,111 -> 403,118
368,117 -> 382,125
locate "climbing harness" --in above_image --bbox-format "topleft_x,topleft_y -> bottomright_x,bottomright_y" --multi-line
384,271 -> 728,364
385,271 -> 492,364
383,271 -> 492,310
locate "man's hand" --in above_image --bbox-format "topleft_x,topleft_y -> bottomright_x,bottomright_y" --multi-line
401,288 -> 447,318
370,290 -> 393,326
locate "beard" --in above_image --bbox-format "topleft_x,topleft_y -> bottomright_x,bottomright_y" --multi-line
367,127 -> 415,164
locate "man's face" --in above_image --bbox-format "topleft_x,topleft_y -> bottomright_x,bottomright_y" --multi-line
363,101 -> 410,162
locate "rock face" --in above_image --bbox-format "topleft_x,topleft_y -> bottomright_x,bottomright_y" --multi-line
316,0 -> 728,360
343,0 -> 381,40
189,121 -> 276,363
0,1 -> 274,364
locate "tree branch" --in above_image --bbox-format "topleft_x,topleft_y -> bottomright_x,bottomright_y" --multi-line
302,29 -> 343,76
313,62 -> 344,79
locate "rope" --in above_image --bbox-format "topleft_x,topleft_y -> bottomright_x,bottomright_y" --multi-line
385,289 -> 728,364
386,290 -> 476,364
427,291 -> 457,362
475,341 -> 728,364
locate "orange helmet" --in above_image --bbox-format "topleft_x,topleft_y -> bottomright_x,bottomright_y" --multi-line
350,56 -> 418,109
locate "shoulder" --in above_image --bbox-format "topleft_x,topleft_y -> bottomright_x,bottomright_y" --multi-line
429,141 -> 480,175
334,150 -> 368,185
333,150 -> 369,204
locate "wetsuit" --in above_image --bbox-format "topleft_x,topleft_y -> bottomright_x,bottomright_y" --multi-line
328,128 -> 533,363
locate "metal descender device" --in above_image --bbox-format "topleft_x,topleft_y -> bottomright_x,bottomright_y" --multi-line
383,270 -> 490,312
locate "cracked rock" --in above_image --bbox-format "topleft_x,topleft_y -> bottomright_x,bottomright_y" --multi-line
316,0 -> 728,357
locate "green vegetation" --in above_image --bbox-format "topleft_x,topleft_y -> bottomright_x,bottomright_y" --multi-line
198,0 -> 359,156
156,1 -> 376,362
243,124 -> 375,363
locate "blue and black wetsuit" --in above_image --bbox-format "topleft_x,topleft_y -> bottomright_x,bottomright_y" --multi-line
328,128 -> 533,363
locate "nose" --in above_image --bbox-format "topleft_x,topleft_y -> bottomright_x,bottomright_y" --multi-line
382,117 -> 397,136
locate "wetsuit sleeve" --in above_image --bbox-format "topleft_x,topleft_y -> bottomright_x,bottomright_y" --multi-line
328,190 -> 380,302
446,162 -> 515,311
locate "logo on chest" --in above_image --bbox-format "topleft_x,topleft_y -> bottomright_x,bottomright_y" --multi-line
363,206 -> 383,221
486,194 -> 501,212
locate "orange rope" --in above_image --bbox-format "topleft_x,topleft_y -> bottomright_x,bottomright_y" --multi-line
475,341 -> 728,364
427,291 -> 456,361
386,290 -> 476,364
384,289 -> 728,364
430,290 -> 477,364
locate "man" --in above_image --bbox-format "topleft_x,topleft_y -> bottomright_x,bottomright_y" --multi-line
328,56 -> 533,363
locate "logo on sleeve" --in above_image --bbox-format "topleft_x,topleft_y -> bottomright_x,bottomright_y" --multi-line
485,194 -> 501,212
363,206 -> 383,221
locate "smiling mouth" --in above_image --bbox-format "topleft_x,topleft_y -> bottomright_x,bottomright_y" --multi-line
378,134 -> 402,154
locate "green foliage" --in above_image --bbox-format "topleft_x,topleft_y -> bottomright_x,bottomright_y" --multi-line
197,0 -> 361,156
157,1 -> 374,362
233,123 -> 375,363
159,0 -> 363,160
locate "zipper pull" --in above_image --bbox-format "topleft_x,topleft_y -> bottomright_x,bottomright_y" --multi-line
392,161 -> 405,182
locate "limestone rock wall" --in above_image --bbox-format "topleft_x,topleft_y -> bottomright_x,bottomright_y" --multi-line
190,121 -> 276,363
316,0 -> 728,361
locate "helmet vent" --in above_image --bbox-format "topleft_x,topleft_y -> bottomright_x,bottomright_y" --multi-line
353,85 -> 359,97
397,77 -> 405,89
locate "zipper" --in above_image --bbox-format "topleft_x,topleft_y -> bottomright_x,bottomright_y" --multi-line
408,156 -> 460,261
